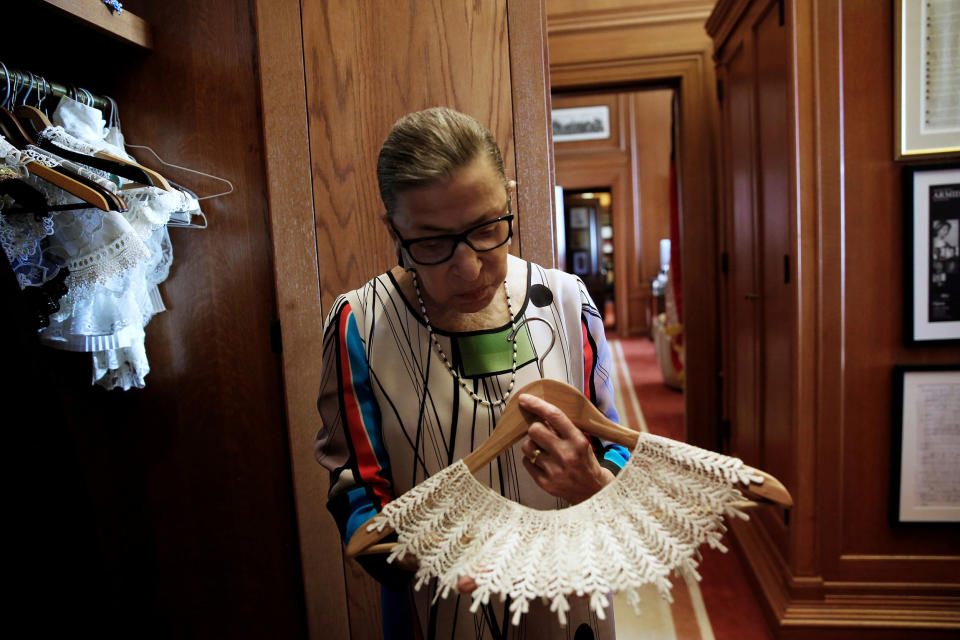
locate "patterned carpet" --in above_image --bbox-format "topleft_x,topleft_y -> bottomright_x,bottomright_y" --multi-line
607,338 -> 774,640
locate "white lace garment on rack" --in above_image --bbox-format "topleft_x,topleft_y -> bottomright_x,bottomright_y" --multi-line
370,431 -> 759,627
0,137 -> 60,288
1,96 -> 203,389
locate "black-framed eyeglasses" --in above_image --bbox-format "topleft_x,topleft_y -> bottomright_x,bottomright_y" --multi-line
391,212 -> 514,265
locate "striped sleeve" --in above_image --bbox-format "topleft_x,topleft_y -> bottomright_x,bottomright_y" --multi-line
316,296 -> 395,543
577,279 -> 631,474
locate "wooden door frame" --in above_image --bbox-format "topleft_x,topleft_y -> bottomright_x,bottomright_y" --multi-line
550,50 -> 721,450
255,1 -> 556,637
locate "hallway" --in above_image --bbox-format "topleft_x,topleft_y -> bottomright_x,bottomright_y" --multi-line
609,338 -> 774,640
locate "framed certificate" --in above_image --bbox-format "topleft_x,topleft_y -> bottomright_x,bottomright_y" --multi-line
894,0 -> 960,159
890,365 -> 960,523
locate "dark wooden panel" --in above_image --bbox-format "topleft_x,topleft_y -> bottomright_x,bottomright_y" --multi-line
6,0 -> 307,636
755,0 -> 793,561
724,38 -> 762,466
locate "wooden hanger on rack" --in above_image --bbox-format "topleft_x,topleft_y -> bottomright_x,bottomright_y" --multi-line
13,104 -> 172,190
0,107 -> 113,212
345,377 -> 794,557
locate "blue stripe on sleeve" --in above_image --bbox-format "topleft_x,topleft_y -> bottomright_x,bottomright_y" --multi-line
344,314 -> 390,471
604,443 -> 631,470
344,487 -> 380,540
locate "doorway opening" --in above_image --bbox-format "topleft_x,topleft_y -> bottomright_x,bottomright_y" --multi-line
552,85 -> 685,443
563,189 -> 615,330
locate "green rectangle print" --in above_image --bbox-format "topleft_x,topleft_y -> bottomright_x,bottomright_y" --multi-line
456,324 -> 536,378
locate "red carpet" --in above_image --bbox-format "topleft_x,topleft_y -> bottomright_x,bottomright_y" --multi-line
614,336 -> 684,441
611,338 -> 775,640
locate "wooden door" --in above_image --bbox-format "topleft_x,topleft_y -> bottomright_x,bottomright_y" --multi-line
754,0 -> 793,558
715,0 -> 794,567
721,38 -> 763,466
256,1 -> 555,637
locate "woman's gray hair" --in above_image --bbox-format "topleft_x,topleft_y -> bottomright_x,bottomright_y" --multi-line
377,107 -> 508,218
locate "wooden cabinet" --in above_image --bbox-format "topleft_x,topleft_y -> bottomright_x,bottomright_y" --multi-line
708,1 -> 960,637
4,1 -> 306,637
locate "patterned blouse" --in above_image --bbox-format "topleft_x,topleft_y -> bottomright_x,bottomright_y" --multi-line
316,254 -> 628,640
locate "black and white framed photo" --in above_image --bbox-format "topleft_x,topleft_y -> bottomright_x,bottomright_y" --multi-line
890,365 -> 960,524
551,106 -> 610,143
904,163 -> 960,344
894,0 -> 960,159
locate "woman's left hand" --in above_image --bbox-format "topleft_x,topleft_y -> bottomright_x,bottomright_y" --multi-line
518,393 -> 614,503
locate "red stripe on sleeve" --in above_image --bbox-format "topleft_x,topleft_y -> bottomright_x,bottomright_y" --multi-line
338,305 -> 392,507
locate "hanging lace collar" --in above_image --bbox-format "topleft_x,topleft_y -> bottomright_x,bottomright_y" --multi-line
369,431 -> 760,627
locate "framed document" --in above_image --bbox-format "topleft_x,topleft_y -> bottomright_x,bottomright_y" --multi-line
894,0 -> 960,159
904,163 -> 960,344
890,365 -> 960,524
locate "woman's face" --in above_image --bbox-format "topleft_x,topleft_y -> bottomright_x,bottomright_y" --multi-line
391,155 -> 510,314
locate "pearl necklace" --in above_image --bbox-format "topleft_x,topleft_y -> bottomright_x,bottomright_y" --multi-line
412,271 -> 517,407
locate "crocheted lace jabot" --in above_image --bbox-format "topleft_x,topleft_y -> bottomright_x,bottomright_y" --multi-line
370,432 -> 761,626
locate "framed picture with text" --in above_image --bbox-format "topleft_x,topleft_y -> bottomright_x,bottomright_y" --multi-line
904,163 -> 960,344
890,365 -> 960,524
894,0 -> 960,160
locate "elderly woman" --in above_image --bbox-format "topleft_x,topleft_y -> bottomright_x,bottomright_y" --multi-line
316,107 -> 628,640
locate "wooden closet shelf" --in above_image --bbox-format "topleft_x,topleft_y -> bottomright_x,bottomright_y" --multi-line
35,0 -> 153,50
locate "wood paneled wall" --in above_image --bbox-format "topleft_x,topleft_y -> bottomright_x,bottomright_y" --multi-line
545,0 -> 721,449
709,0 -> 960,636
6,0 -> 307,636
553,89 -> 674,338
257,1 -> 556,637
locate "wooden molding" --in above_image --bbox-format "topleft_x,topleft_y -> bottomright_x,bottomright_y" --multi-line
507,0 -> 558,268
549,2 -> 713,35
705,0 -> 754,54
731,515 -> 960,633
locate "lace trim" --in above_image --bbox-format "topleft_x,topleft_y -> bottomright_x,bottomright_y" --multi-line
0,137 -> 29,176
39,126 -> 100,156
0,211 -> 55,262
371,433 -> 759,626
19,147 -> 63,169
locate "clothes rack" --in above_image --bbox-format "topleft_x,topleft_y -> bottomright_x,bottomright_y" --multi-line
0,65 -> 111,111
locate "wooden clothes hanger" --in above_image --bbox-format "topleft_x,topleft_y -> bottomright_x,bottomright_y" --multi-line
346,377 -> 794,558
1,107 -> 114,212
13,104 -> 173,191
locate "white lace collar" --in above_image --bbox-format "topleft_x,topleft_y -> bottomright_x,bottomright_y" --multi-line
370,431 -> 759,626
